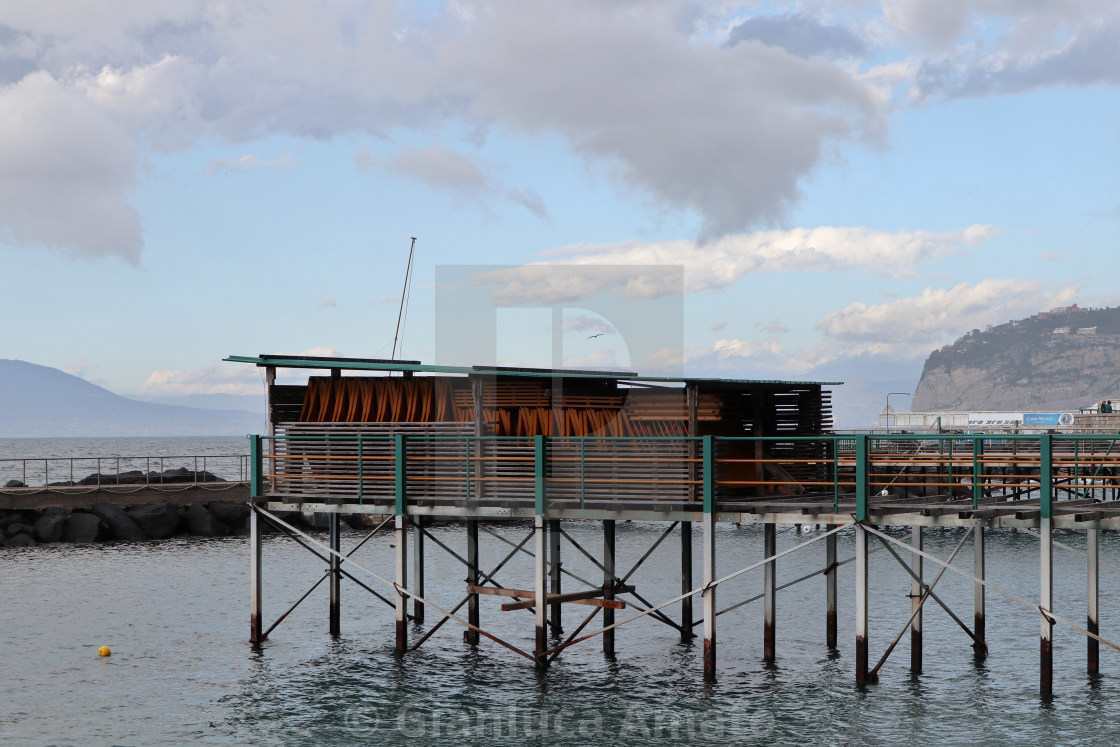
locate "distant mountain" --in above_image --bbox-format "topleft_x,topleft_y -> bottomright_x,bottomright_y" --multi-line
0,359 -> 264,437
912,306 -> 1120,412
140,392 -> 266,414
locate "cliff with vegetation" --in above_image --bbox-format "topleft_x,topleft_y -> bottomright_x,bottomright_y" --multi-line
912,306 -> 1120,412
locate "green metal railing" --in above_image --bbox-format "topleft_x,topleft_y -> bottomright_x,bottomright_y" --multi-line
249,432 -> 1120,519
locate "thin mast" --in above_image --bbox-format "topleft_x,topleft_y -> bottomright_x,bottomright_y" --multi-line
392,236 -> 417,361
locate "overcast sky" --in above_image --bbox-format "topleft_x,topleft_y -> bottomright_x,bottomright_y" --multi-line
2,1 -> 1117,425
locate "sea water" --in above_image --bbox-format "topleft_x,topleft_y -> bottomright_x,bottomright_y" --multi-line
3,439 -> 1120,745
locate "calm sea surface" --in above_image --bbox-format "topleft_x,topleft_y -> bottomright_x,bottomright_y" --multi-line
4,438 -> 1120,745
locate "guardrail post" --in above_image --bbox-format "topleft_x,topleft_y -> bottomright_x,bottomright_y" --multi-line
250,435 -> 263,499
855,434 -> 869,522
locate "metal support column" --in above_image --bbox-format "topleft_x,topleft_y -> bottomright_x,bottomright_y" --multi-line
702,436 -> 717,680
534,514 -> 548,669
1088,527 -> 1100,675
826,524 -> 837,649
394,434 -> 408,652
549,519 -> 562,636
974,525 -> 986,658
465,519 -> 480,645
855,434 -> 870,688
329,512 -> 341,636
413,517 -> 425,624
534,435 -> 548,669
250,506 -> 263,644
249,434 -> 264,644
910,526 -> 923,674
395,514 -> 408,652
681,521 -> 694,640
1040,433 -> 1053,698
603,519 -> 616,656
856,523 -> 870,688
764,522 -> 776,664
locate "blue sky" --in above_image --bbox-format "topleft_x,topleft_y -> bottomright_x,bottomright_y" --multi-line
1,1 -> 1117,426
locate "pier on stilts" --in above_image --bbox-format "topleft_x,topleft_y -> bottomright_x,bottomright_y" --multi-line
232,354 -> 1120,697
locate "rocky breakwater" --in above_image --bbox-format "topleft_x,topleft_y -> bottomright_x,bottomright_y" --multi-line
0,500 -> 257,548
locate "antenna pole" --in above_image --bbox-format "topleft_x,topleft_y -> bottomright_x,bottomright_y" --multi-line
392,236 -> 417,362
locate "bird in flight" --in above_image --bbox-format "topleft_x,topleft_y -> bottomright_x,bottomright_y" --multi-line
588,333 -> 604,339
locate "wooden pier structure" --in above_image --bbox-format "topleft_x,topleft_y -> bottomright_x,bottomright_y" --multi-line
229,354 -> 1120,696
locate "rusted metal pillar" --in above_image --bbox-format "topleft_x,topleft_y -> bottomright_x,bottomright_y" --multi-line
394,514 -> 408,652
329,512 -> 341,636
683,383 -> 698,642
394,434 -> 408,652
702,436 -> 717,680
856,523 -> 870,687
534,514 -> 548,669
826,525 -> 837,649
534,435 -> 548,669
910,526 -> 923,674
465,519 -> 480,645
1040,433 -> 1054,698
974,525 -> 986,659
1088,527 -> 1100,675
681,521 -> 694,640
603,519 -> 616,656
250,505 -> 264,644
855,434 -> 870,688
412,517 -> 425,624
549,519 -> 562,636
764,522 -> 776,663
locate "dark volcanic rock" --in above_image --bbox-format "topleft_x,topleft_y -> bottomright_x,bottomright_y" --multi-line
186,502 -> 229,536
5,521 -> 35,538
126,502 -> 181,539
91,504 -> 147,542
5,533 -> 37,548
0,512 -> 32,531
34,512 -> 68,543
4,480 -> 26,488
157,467 -> 223,484
207,501 -> 250,530
64,513 -> 103,543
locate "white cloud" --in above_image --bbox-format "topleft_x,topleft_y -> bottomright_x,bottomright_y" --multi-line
563,314 -> 614,336
2,1 -> 1112,261
318,298 -> 337,309
683,337 -> 820,377
64,358 -> 89,378
479,224 -> 996,305
0,2 -> 891,258
816,279 -> 1080,357
205,152 -> 291,175
142,364 -> 263,396
0,72 -> 141,262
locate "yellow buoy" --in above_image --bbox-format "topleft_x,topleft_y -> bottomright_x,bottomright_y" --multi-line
98,646 -> 111,657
